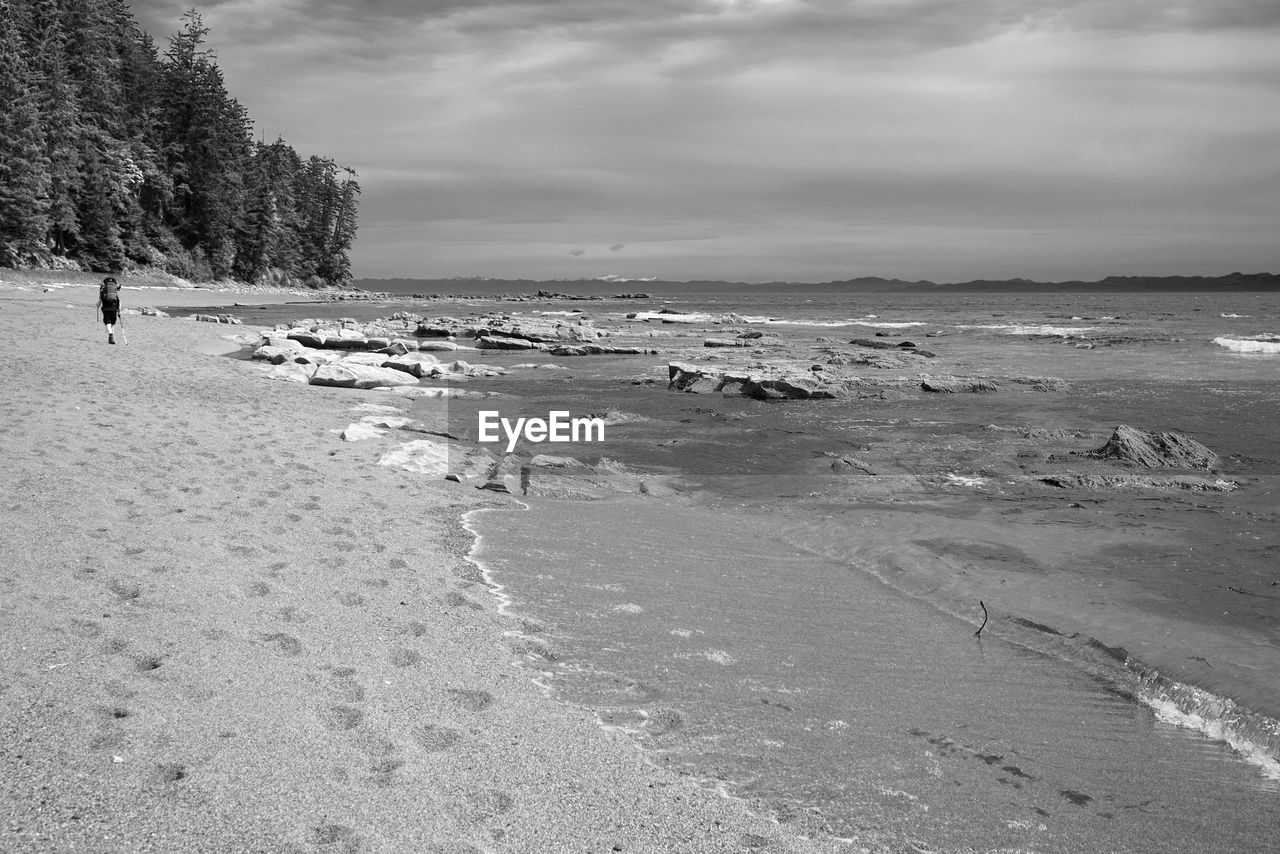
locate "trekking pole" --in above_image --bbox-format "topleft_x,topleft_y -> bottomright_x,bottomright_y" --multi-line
120,310 -> 128,346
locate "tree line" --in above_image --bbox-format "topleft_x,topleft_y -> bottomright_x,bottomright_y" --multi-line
0,1 -> 360,286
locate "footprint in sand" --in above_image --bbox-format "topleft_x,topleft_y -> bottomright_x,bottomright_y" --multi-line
335,591 -> 366,607
262,633 -> 303,657
325,669 -> 365,703
133,653 -> 164,672
317,705 -> 363,732
307,823 -> 365,853
443,590 -> 483,611
448,788 -> 515,825
400,620 -> 429,638
106,578 -> 142,603
413,723 -> 463,752
153,762 -> 188,784
446,689 -> 495,713
366,756 -> 404,789
388,648 -> 421,668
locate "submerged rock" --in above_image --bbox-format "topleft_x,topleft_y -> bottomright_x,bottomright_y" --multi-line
1087,425 -> 1218,469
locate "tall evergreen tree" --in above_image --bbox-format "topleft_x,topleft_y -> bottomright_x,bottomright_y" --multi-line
0,0 -> 52,265
27,0 -> 82,254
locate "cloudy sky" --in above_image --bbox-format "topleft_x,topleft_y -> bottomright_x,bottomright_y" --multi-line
132,1 -> 1280,282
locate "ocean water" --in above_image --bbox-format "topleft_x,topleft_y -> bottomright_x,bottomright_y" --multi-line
189,287 -> 1280,851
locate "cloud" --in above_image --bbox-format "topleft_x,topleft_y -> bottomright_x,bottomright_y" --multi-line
568,249 -> 586,256
126,0 -> 1280,280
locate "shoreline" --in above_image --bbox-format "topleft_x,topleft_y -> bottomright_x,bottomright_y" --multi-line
0,278 -> 854,853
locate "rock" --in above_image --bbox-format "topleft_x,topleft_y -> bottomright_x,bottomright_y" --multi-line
849,337 -> 898,350
378,341 -> 412,356
252,344 -> 308,364
341,422 -> 387,442
479,454 -> 525,493
388,386 -> 500,400
1009,376 -> 1069,392
668,363 -> 709,391
477,335 -> 541,351
1087,425 -> 1218,469
742,376 -> 837,400
325,329 -> 370,350
286,330 -> 327,348
920,376 -> 999,393
549,345 -> 589,357
311,363 -> 420,389
417,341 -> 458,351
1040,474 -> 1236,492
382,352 -> 442,378
529,454 -> 592,470
263,363 -> 315,384
378,439 -> 451,475
338,352 -> 392,366
831,457 -> 876,475
704,338 -> 747,348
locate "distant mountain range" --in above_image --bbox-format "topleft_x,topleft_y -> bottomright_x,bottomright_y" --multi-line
354,272 -> 1280,296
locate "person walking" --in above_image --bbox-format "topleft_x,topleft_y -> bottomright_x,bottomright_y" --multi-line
97,276 -> 121,344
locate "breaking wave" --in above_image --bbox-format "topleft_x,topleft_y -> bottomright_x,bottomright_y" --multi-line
960,324 -> 1097,336
1137,668 -> 1280,782
1213,336 -> 1280,354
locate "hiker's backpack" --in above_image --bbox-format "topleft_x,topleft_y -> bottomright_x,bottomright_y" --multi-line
101,280 -> 119,302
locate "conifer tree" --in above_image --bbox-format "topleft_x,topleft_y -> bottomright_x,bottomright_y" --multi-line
0,0 -> 52,265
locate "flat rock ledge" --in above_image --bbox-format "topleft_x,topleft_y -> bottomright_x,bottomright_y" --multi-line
667,362 -> 1067,400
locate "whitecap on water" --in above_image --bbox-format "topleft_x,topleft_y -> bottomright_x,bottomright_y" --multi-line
1213,336 -> 1280,353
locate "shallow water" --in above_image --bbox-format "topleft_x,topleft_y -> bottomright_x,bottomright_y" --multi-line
472,497 -> 1280,852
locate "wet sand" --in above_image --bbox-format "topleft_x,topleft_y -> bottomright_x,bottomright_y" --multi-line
0,277 -> 854,854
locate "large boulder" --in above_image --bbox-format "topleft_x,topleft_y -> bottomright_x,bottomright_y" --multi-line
263,363 -> 315,384
1087,425 -> 1218,469
311,363 -> 420,389
253,344 -> 309,364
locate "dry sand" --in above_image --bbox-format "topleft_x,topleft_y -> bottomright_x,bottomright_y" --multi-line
0,279 -> 856,854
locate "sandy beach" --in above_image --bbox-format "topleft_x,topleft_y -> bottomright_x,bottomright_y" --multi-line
0,276 -> 857,854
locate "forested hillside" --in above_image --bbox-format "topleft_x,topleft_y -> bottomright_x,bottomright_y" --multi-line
0,0 -> 359,286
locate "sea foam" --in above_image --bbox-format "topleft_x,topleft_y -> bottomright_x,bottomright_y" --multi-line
1213,336 -> 1280,353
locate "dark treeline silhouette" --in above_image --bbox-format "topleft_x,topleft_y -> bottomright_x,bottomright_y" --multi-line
0,1 -> 359,286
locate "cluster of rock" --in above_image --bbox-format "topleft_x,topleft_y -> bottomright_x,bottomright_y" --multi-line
667,360 -> 1068,401
668,362 -> 841,400
704,330 -> 784,348
191,313 -> 242,324
252,330 -> 506,389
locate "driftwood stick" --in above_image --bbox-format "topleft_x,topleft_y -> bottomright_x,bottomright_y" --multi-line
974,600 -> 988,637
